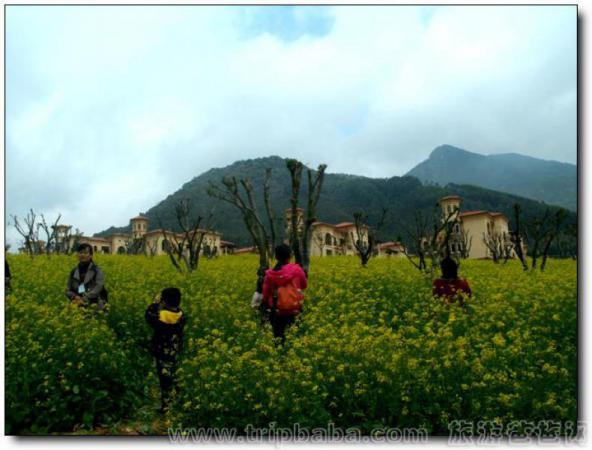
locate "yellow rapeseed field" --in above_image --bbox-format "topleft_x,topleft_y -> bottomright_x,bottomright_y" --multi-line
4,254 -> 577,434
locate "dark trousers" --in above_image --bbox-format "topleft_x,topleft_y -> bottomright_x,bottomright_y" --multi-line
271,314 -> 296,343
156,358 -> 178,410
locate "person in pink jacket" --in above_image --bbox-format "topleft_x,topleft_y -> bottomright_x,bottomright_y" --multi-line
262,244 -> 308,343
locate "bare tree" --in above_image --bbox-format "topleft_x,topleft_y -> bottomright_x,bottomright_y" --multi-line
441,219 -> 471,262
208,171 -> 276,273
158,228 -> 183,273
127,237 -> 147,255
483,231 -> 504,263
68,228 -> 83,254
352,208 -> 387,267
54,224 -> 75,254
428,206 -> 460,268
514,206 -> 568,271
262,168 -> 277,256
552,222 -> 577,260
540,209 -> 568,271
510,204 -> 529,271
287,160 -> 305,266
286,159 -> 327,275
402,205 -> 458,273
501,235 -> 515,264
525,208 -> 552,270
11,210 -> 39,257
458,225 -> 472,259
202,236 -> 219,259
313,232 -> 327,256
36,214 -> 63,256
146,238 -> 158,257
157,199 -> 212,274
402,211 -> 430,272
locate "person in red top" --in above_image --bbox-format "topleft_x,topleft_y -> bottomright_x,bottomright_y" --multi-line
432,256 -> 471,308
262,243 -> 308,343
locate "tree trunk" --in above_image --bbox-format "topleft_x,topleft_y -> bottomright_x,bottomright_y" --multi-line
512,204 -> 529,271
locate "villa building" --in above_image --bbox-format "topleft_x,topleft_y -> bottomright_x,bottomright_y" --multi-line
285,208 -> 370,257
59,215 -> 224,256
375,241 -> 406,257
439,196 -> 517,260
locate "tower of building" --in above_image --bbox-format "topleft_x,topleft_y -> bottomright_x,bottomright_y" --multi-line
439,195 -> 462,220
51,224 -> 72,245
130,215 -> 149,239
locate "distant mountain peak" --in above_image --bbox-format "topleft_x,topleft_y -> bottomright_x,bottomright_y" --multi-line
95,152 -> 575,244
428,145 -> 485,162
407,145 -> 576,211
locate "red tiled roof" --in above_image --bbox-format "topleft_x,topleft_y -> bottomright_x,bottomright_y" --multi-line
235,246 -> 258,254
459,210 -> 507,220
82,236 -> 110,243
143,229 -> 166,236
141,228 -> 220,237
378,241 -> 403,247
189,229 -> 221,236
459,210 -> 488,217
440,195 -> 463,201
311,221 -> 334,228
220,240 -> 236,246
312,221 -> 365,229
130,215 -> 148,221
377,242 -> 404,251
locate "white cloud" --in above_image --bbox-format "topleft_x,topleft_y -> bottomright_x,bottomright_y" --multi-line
5,5 -> 576,249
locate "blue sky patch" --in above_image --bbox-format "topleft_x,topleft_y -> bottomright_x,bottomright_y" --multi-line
237,6 -> 335,42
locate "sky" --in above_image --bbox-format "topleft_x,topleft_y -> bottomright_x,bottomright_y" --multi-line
4,5 -> 577,249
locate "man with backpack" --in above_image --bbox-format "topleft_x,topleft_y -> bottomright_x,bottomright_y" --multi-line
262,244 -> 307,343
65,243 -> 108,312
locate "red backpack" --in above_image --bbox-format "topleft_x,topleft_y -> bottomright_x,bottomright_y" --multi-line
273,278 -> 304,317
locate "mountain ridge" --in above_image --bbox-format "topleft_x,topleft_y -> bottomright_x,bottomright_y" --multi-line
96,152 -> 575,247
406,145 -> 576,211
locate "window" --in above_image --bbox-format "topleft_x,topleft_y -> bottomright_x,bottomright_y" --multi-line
326,249 -> 333,256
325,233 -> 333,246
102,246 -> 110,254
117,246 -> 126,254
454,223 -> 460,233
162,239 -> 171,252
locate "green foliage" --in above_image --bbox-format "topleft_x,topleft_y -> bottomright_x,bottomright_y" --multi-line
95,156 -> 577,256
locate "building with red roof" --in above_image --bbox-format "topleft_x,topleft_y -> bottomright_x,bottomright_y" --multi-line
284,209 -> 369,256
57,214 -> 223,256
438,196 -> 517,259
